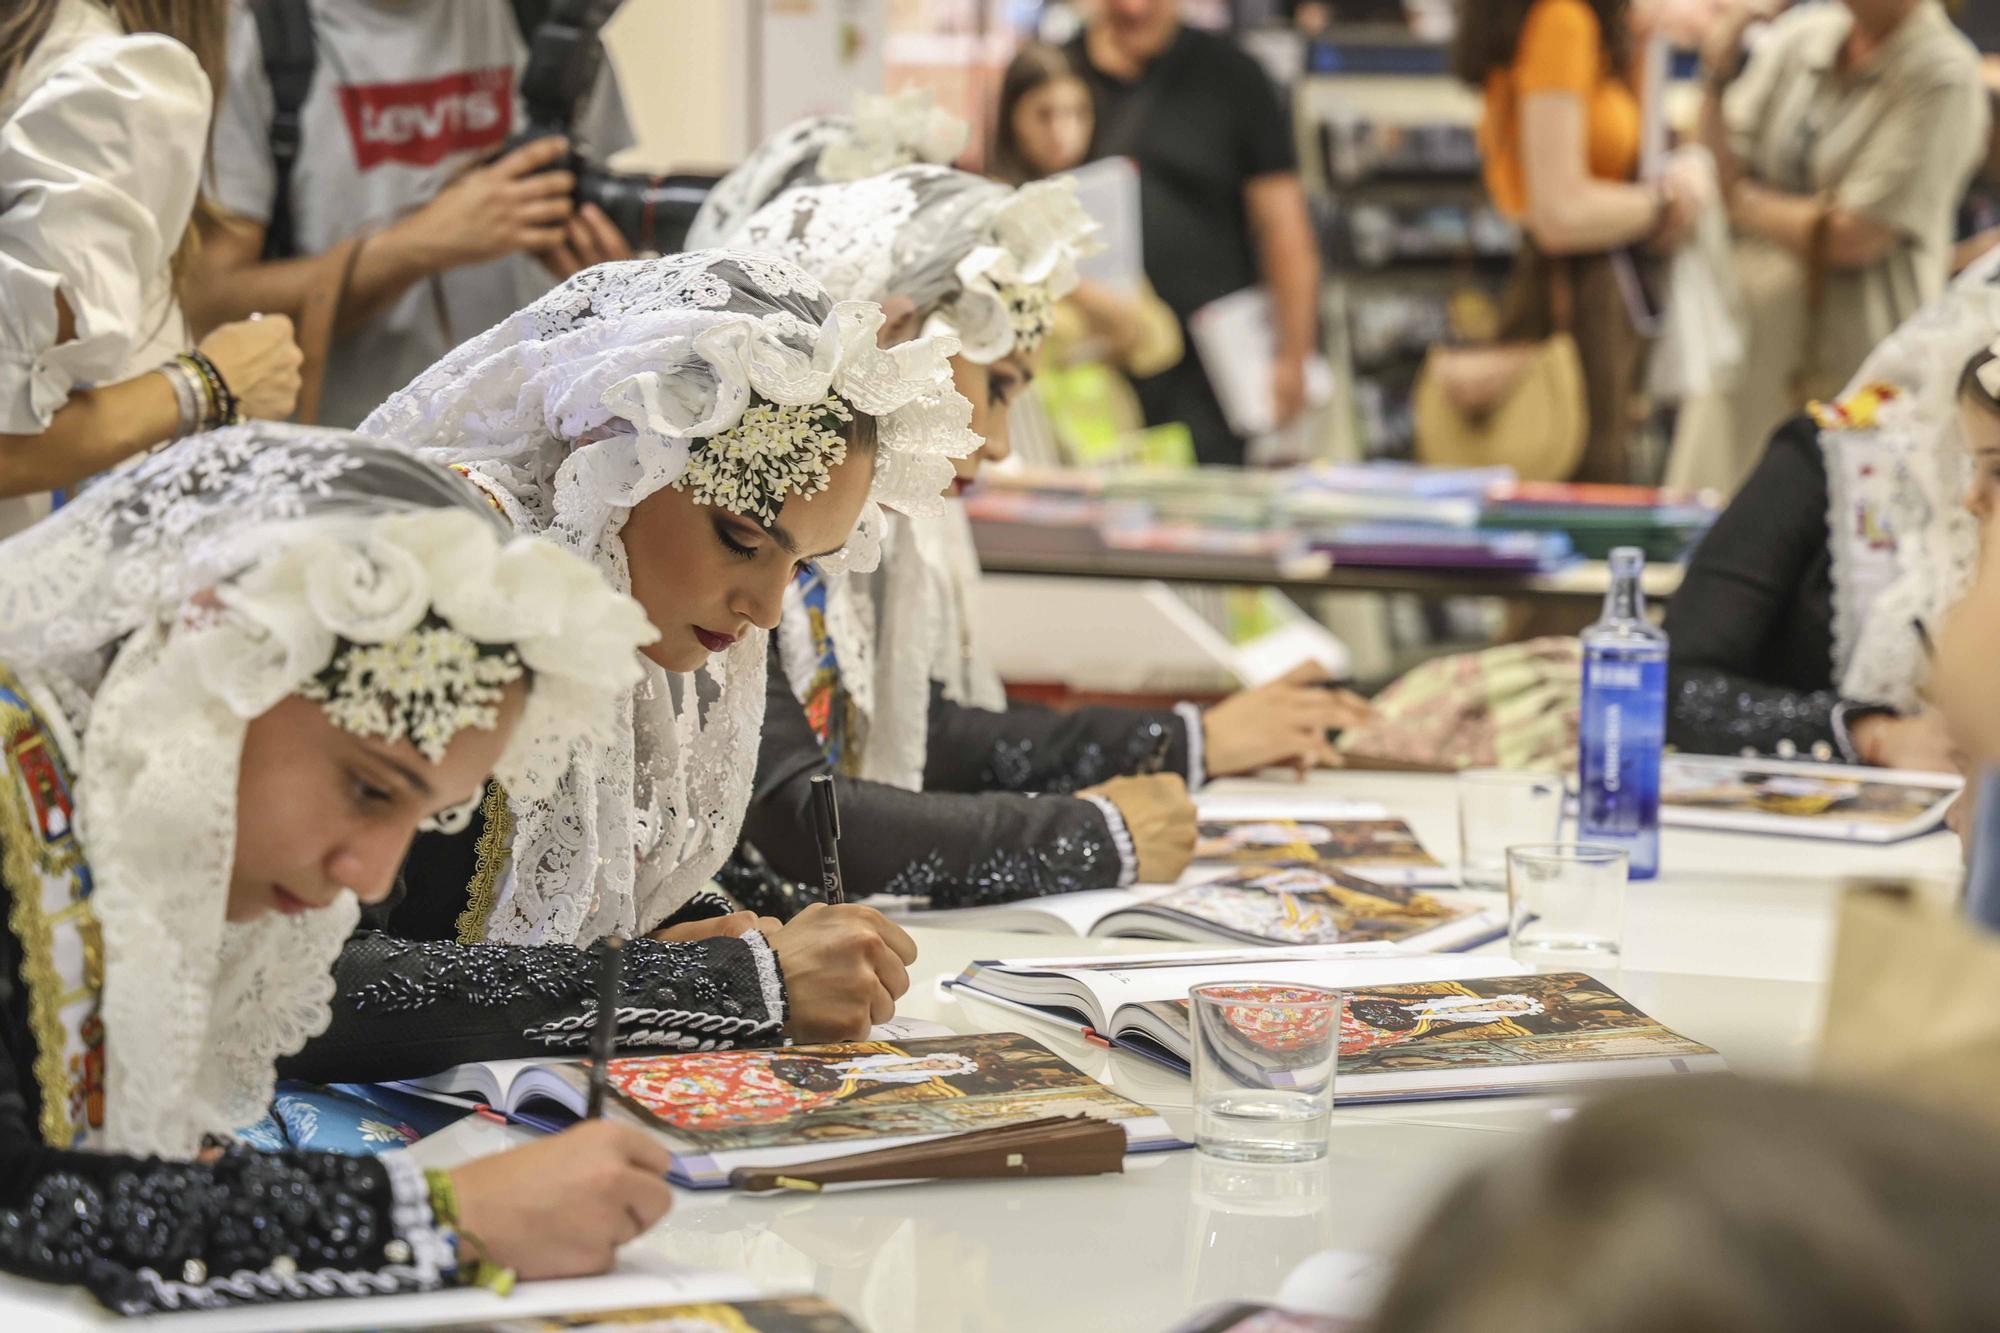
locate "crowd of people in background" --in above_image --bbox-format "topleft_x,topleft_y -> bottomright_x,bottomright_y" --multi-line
7,0 -> 2000,1325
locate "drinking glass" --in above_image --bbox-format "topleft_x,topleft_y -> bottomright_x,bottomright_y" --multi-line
1190,982 -> 1340,1163
1457,768 -> 1565,890
1506,842 -> 1627,968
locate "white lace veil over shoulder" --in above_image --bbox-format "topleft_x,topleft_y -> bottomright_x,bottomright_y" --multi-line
0,423 -> 653,1159
684,89 -> 972,251
362,249 -> 976,944
726,166 -> 1100,789
1833,249 -> 2000,711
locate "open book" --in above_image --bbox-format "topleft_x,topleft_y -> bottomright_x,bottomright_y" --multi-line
401,1033 -> 1178,1189
446,1295 -> 862,1332
875,867 -> 1501,951
1662,754 -> 1961,843
875,810 -> 1488,948
947,948 -> 1722,1103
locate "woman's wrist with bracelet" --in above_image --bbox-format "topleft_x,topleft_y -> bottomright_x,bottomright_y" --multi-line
158,351 -> 241,436
423,1166 -> 517,1295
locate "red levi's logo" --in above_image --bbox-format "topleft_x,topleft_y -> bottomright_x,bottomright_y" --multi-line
336,67 -> 515,170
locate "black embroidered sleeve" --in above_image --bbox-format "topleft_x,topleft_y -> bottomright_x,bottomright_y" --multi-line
0,1142 -> 451,1315
279,933 -> 787,1085
1667,671 -> 1846,760
921,687 -> 1191,795
735,777 -> 1126,913
1663,415 -> 1854,760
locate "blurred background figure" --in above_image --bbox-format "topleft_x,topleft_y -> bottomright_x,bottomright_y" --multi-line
1371,1077 -> 2000,1333
989,40 -> 1187,466
1697,0 -> 1987,494
1067,0 -> 1321,464
0,0 -> 301,537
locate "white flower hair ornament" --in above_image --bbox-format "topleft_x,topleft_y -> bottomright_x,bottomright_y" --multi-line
819,88 -> 972,182
195,508 -> 657,812
924,176 -> 1102,365
597,297 -> 981,570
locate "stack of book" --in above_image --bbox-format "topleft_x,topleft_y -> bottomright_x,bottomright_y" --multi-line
963,464 -> 1720,577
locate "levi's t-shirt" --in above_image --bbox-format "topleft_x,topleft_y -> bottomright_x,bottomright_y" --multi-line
210,0 -> 632,428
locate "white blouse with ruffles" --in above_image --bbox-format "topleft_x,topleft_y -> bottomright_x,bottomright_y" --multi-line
0,0 -> 208,537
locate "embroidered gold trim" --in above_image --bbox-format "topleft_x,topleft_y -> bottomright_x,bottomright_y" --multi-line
454,781 -> 515,944
0,666 -> 87,1147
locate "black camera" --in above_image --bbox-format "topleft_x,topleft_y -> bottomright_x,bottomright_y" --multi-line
515,0 -> 716,255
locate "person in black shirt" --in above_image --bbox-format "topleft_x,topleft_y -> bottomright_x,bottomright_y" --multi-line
1070,0 -> 1322,464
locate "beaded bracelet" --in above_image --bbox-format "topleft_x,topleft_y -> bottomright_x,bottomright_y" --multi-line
179,350 -> 240,427
423,1168 -> 518,1295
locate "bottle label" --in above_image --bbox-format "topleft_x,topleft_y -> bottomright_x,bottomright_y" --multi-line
1579,653 -> 1665,838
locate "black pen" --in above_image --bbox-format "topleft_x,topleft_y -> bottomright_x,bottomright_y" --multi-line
810,771 -> 845,905
585,935 -> 623,1119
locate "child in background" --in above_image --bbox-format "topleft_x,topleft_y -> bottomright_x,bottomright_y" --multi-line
990,42 -> 1187,466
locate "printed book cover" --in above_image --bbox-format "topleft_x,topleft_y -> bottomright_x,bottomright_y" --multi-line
1144,866 -> 1477,946
570,1033 -> 1159,1154
1192,818 -> 1439,873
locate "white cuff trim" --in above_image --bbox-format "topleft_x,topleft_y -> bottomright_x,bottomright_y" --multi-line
1174,702 -> 1207,791
743,928 -> 789,1029
1081,793 -> 1140,887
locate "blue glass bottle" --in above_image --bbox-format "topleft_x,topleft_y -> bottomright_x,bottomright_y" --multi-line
1578,547 -> 1666,879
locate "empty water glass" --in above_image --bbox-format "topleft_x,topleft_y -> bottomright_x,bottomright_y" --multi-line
1506,842 -> 1627,969
1458,768 -> 1565,889
1190,982 -> 1340,1164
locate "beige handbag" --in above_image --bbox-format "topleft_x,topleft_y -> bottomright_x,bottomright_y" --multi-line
1413,262 -> 1587,483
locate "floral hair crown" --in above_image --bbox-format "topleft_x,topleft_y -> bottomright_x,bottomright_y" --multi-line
211,508 -> 656,805
673,391 -> 857,526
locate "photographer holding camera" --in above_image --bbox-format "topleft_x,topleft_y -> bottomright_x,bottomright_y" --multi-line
189,0 -> 635,428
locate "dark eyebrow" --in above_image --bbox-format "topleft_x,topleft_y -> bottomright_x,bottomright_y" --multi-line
354,741 -> 435,800
760,521 -> 801,557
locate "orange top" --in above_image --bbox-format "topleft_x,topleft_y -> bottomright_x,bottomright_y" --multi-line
1479,0 -> 1641,220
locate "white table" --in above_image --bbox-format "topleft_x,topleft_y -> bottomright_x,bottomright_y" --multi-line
7,771 -> 1963,1332
401,770 -> 1965,1333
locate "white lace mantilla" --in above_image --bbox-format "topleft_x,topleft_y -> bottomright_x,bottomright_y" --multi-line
1830,253 -> 2000,710
0,425 -> 655,1158
725,165 -> 1100,366
364,251 -> 976,942
685,89 -> 971,252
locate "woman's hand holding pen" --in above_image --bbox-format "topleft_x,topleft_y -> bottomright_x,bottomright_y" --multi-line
768,903 -> 919,1041
450,1120 -> 674,1279
1201,662 -> 1375,779
1081,773 -> 1198,883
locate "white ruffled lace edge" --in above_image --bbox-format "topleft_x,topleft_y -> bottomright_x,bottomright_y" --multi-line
1080,794 -> 1140,889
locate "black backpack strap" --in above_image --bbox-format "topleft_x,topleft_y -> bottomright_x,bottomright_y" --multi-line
249,0 -> 317,260
508,0 -> 551,43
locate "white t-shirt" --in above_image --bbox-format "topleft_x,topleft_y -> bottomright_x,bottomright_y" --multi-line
210,0 -> 633,428
0,0 -> 205,537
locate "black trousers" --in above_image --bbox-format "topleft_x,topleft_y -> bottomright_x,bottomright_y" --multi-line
1132,343 -> 1246,466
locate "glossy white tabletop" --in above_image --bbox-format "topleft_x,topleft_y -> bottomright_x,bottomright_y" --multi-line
593,772 -> 1962,1332
7,770 -> 1963,1331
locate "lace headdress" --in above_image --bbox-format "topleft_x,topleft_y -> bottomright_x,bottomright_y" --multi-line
0,424 -> 657,1159
725,165 -> 1100,789
685,89 -> 972,251
362,249 -> 976,944
1831,249 -> 2000,710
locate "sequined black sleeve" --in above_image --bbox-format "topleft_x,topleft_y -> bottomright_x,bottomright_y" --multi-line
921,687 -> 1194,795
0,856 -> 453,1314
0,1145 -> 452,1315
1663,415 -> 1865,760
279,932 -> 788,1085
737,660 -> 1129,915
